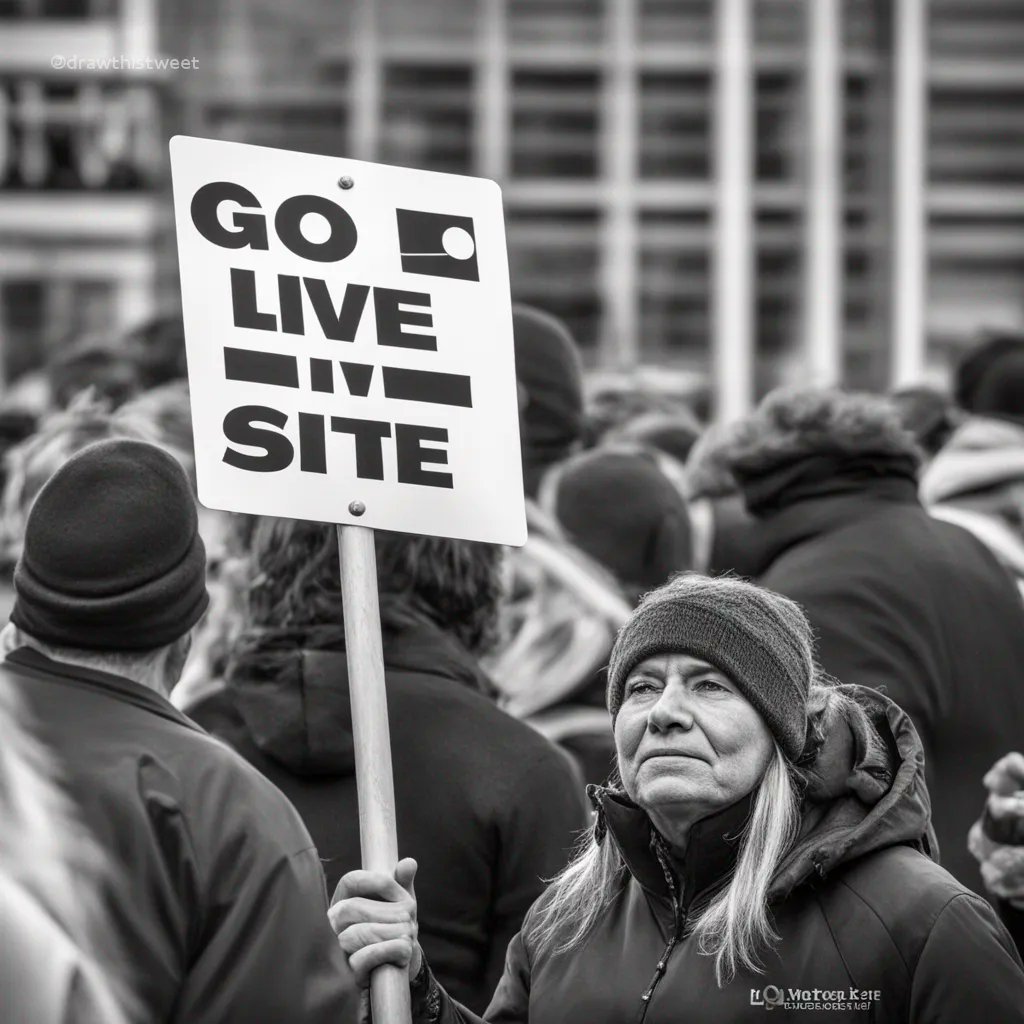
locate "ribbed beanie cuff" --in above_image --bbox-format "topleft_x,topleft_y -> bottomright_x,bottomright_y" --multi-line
607,582 -> 811,761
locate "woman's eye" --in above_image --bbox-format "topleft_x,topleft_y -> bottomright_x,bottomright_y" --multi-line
626,679 -> 659,696
696,678 -> 728,693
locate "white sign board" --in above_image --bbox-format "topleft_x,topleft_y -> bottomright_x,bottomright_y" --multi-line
169,136 -> 526,546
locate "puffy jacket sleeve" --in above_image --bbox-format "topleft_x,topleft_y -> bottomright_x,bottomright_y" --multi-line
910,892 -> 1024,1023
412,930 -> 531,1024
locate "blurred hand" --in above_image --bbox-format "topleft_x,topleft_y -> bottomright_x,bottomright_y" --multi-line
328,858 -> 422,988
983,752 -> 1024,847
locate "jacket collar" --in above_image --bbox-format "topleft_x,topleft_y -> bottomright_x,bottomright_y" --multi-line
2,646 -> 205,735
589,786 -> 752,908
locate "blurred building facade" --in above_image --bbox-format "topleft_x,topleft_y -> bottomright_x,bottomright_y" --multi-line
1,0 -> 1023,401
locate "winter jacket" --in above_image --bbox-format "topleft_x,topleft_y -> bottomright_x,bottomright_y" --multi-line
921,416 -> 1024,583
191,617 -> 589,1014
407,687 -> 1024,1023
0,647 -> 359,1024
741,469 -> 1024,892
921,415 -> 1024,523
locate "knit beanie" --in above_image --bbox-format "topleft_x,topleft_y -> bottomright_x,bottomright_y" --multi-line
512,303 -> 585,497
12,438 -> 209,650
606,574 -> 812,761
550,447 -> 692,593
955,333 -> 1024,426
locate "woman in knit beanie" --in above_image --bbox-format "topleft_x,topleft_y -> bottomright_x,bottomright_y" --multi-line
331,574 -> 1024,1022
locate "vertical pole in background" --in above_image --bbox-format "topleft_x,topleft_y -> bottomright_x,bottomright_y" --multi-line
600,0 -> 639,369
337,525 -> 411,1024
713,0 -> 754,423
891,0 -> 928,386
804,0 -> 843,386
351,0 -> 381,162
476,0 -> 508,181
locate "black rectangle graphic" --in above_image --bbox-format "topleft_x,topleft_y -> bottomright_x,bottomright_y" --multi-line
224,348 -> 299,388
381,366 -> 473,408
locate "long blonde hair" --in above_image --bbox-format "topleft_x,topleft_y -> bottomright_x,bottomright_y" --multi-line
528,682 -> 874,986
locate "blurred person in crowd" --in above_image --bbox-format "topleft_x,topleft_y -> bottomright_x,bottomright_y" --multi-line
0,409 -> 38,489
532,444 -> 694,784
584,382 -> 703,451
889,385 -> 960,462
542,446 -> 692,605
970,751 -> 1024,955
0,439 -> 359,1024
331,575 -> 1024,1022
0,394 -> 177,624
600,408 -> 702,468
723,386 -> 1024,891
122,312 -> 189,389
190,518 -> 588,1014
48,338 -> 143,411
921,331 -> 1024,583
0,680 -> 133,1023
485,303 -> 632,722
683,423 -> 770,577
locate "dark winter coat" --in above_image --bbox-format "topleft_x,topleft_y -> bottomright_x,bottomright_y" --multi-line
191,618 -> 589,1014
740,469 -> 1024,892
409,687 -> 1024,1023
0,647 -> 358,1024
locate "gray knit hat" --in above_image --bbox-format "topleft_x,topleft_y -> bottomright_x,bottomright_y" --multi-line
607,574 -> 813,761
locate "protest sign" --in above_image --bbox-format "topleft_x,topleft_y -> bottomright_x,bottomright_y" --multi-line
169,135 -> 525,546
171,136 -> 525,1023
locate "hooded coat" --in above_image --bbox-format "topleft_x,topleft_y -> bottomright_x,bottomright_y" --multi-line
733,459 -> 1024,892
191,616 -> 589,1014
920,416 -> 1024,582
407,688 -> 1024,1023
0,647 -> 359,1024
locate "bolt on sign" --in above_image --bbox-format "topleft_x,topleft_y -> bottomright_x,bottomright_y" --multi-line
169,135 -> 526,546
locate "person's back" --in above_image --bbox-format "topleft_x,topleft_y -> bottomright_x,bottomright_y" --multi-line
3,648 -> 353,1023
191,520 -> 588,1014
0,439 -> 357,1024
724,387 -> 1024,891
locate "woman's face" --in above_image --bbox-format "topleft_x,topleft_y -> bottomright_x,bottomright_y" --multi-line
614,653 -> 774,846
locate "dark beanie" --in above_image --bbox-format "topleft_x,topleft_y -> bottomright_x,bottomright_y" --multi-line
551,447 -> 692,593
12,438 -> 209,651
606,574 -> 811,761
955,333 -> 1024,426
512,303 -> 585,497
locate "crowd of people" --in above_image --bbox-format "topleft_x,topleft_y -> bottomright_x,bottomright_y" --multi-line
1,309 -> 1024,1022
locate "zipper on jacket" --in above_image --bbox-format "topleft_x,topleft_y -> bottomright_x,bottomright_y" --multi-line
635,839 -> 687,1024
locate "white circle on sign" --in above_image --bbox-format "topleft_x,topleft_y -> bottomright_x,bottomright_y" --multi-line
441,226 -> 475,261
299,211 -> 333,244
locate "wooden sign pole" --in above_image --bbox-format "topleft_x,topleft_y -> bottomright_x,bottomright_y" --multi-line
337,523 -> 412,1024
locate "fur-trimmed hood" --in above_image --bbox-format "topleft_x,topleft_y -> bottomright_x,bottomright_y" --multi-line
723,387 -> 922,483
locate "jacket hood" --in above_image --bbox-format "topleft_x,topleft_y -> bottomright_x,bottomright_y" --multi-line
590,685 -> 935,906
225,614 -> 494,777
920,415 -> 1024,506
771,684 -> 936,899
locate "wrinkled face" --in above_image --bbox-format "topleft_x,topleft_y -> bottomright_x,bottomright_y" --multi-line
614,653 -> 774,842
